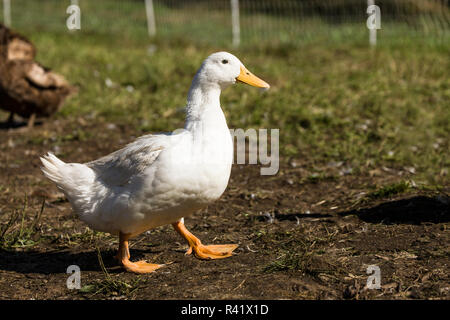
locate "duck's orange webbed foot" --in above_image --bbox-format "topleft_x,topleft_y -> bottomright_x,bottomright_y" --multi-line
116,232 -> 164,274
121,259 -> 163,274
172,220 -> 238,260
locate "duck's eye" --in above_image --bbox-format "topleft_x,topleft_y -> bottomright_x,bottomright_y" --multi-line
221,59 -> 228,64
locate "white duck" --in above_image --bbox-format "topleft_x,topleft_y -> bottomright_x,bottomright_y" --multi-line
40,52 -> 269,273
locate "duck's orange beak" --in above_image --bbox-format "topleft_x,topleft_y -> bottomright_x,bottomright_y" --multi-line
236,65 -> 270,89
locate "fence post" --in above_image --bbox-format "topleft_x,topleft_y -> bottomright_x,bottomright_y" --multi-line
145,0 -> 156,37
368,0 -> 377,46
231,0 -> 240,47
3,0 -> 11,27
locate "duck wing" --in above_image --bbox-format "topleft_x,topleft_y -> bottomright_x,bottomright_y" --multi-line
86,134 -> 168,187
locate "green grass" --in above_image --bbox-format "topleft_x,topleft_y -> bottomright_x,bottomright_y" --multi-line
353,180 -> 447,206
0,3 -> 448,186
301,173 -> 339,185
261,232 -> 340,278
3,0 -> 449,46
263,250 -> 310,273
58,228 -> 112,247
0,197 -> 44,249
367,181 -> 413,200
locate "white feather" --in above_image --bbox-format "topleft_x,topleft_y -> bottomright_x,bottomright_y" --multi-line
40,52 -> 248,237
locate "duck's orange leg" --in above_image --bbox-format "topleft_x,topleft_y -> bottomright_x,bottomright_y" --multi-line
116,232 -> 163,274
172,219 -> 238,260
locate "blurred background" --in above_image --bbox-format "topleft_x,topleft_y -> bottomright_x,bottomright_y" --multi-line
3,0 -> 450,45
1,0 -> 449,45
0,0 -> 449,185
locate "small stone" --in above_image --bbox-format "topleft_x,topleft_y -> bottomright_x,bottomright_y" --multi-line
340,167 -> 353,176
286,179 -> 294,185
105,78 -> 114,87
328,161 -> 343,168
106,123 -> 117,130
7,138 -> 15,148
404,167 -> 416,174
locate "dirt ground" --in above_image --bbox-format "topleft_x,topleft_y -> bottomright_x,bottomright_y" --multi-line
0,118 -> 448,300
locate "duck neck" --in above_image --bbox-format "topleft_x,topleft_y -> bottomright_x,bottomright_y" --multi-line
184,78 -> 225,132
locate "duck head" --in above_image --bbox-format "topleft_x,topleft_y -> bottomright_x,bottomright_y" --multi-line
195,52 -> 270,90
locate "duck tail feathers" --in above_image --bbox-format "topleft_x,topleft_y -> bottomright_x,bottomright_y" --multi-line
40,152 -> 66,184
40,152 -> 95,199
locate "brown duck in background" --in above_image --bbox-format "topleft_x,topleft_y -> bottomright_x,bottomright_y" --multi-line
0,24 -> 75,129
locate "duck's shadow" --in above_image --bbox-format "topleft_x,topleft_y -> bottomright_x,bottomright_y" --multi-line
0,248 -> 153,275
256,212 -> 333,223
338,195 -> 449,224
256,195 -> 449,225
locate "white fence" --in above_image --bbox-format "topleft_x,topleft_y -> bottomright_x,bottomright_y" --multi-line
1,0 -> 449,46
